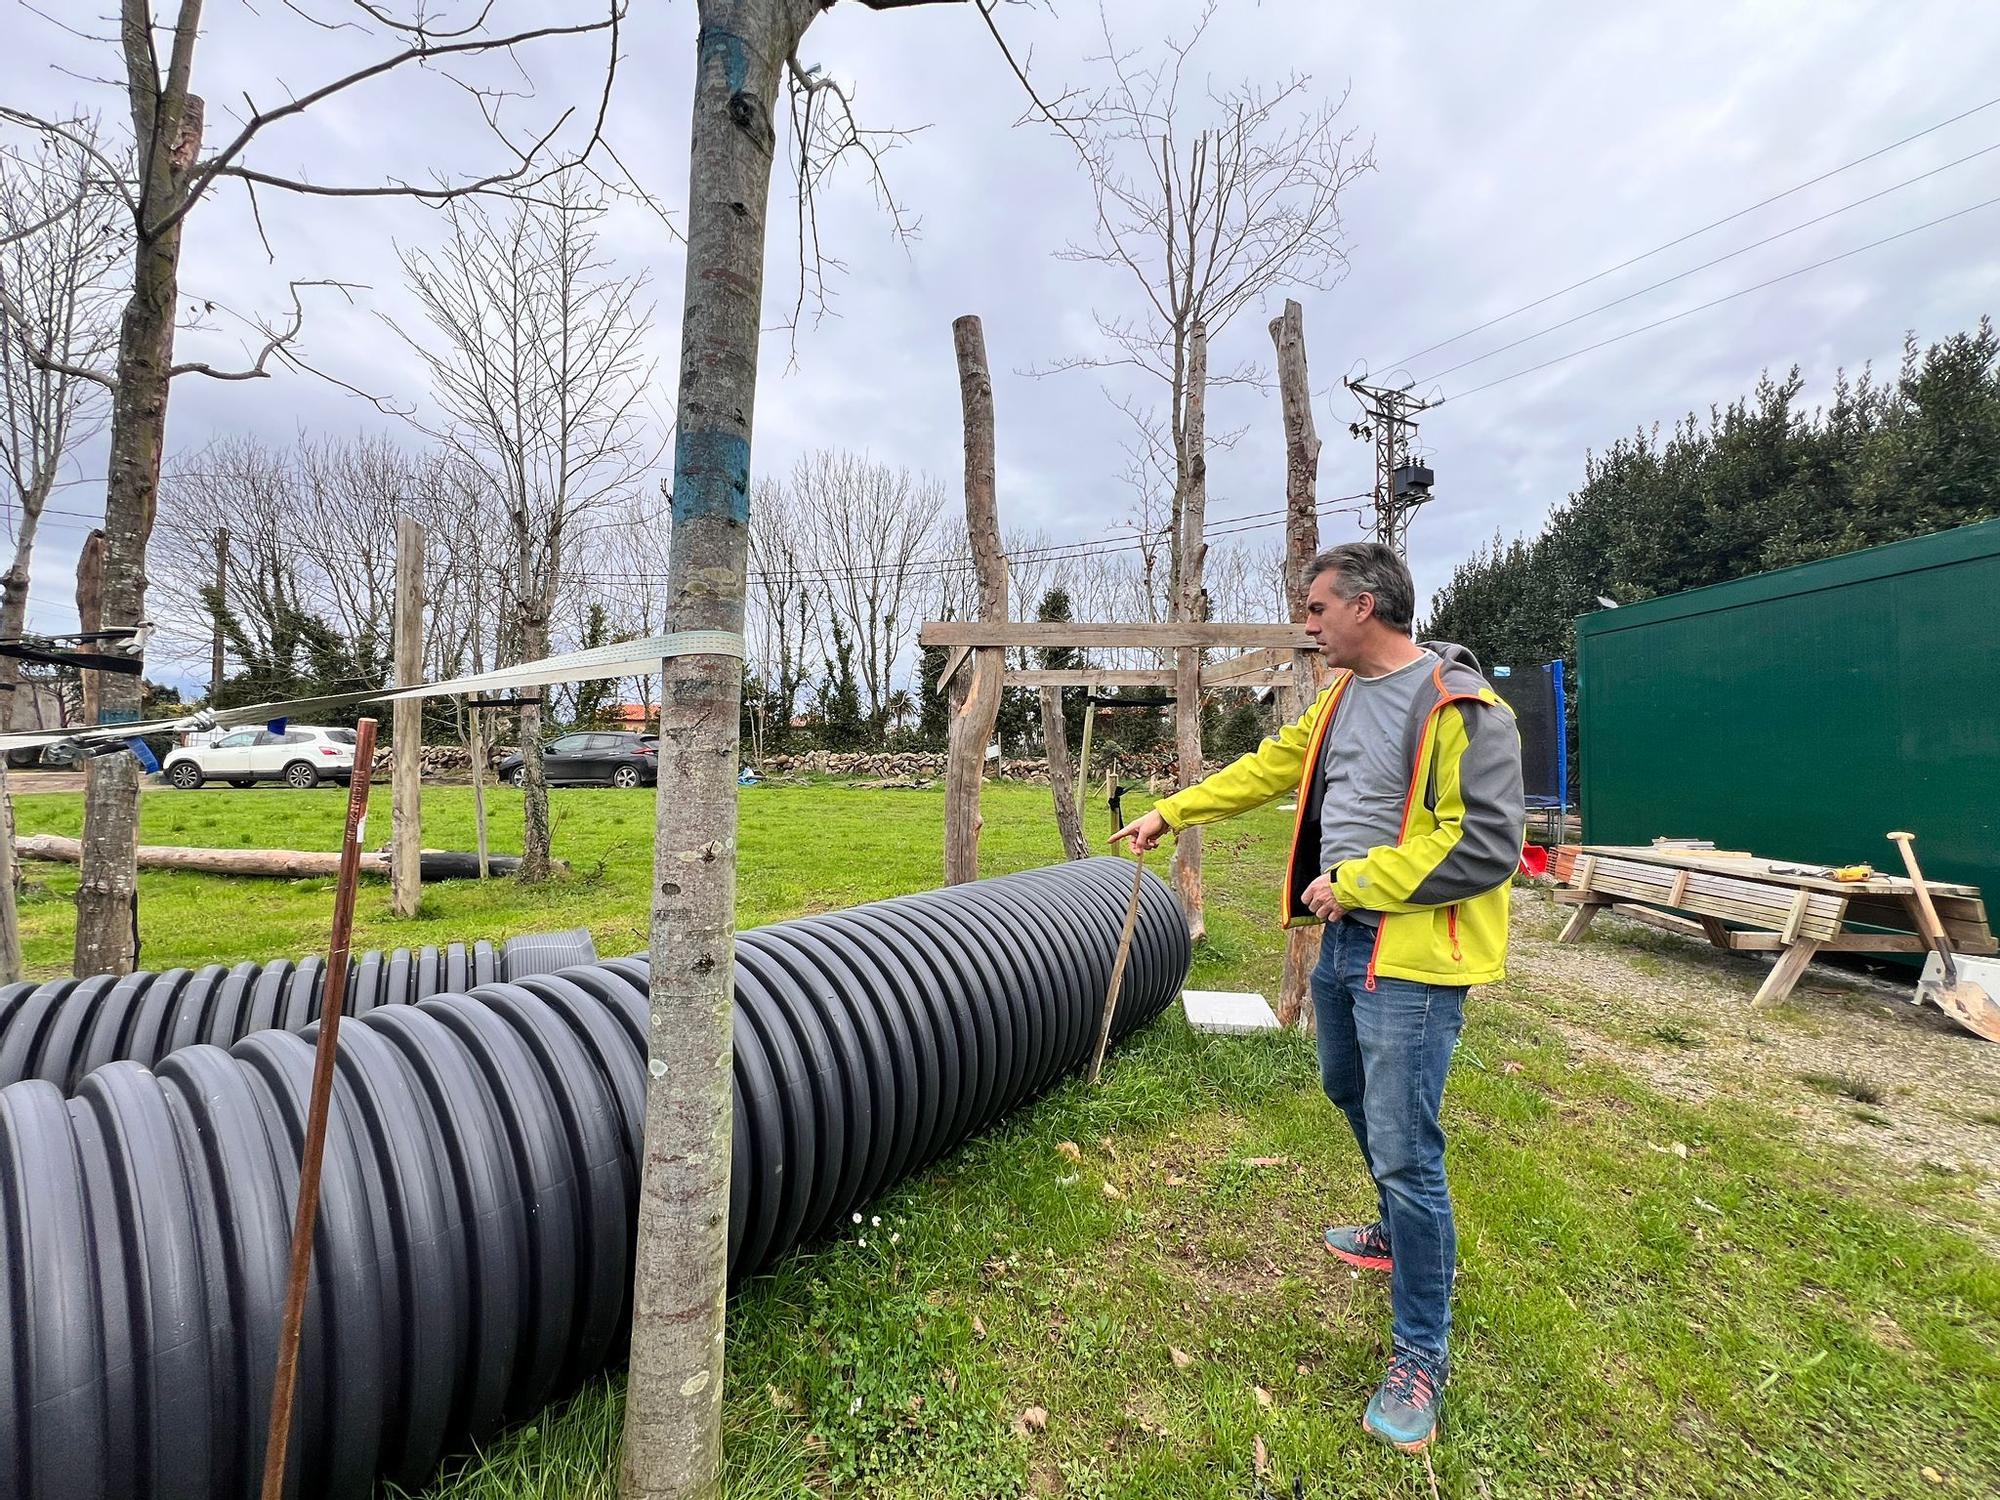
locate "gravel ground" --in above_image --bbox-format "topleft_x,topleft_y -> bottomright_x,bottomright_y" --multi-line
1500,886 -> 2000,1223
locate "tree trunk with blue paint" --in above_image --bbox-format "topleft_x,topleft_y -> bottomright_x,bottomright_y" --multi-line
626,4 -> 822,1497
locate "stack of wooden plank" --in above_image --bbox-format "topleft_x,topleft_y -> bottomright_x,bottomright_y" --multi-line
1549,843 -> 1997,1008
1552,847 -> 1845,942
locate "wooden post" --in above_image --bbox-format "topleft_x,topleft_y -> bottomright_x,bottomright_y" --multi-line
1557,900 -> 1605,944
391,516 -> 425,918
468,707 -> 491,880
0,772 -> 18,984
1170,322 -> 1209,941
467,608 -> 490,880
75,528 -> 105,726
1041,685 -> 1088,861
1271,299 -> 1324,1029
1075,699 -> 1097,820
945,315 -> 1008,886
210,525 -> 228,700
259,716 -> 377,1500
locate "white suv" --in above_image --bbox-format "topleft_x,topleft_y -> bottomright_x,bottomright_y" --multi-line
161,726 -> 359,790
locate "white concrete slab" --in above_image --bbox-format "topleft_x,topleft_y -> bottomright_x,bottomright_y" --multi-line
1182,988 -> 1281,1034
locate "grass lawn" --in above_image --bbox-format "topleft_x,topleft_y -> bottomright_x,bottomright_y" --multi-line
10,780 -> 1998,1498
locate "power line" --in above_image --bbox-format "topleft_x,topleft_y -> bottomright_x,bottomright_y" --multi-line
1383,92 -> 2000,371
1410,139 -> 2000,387
25,489 -> 1373,594
562,494 -> 1374,589
1444,192 -> 2000,404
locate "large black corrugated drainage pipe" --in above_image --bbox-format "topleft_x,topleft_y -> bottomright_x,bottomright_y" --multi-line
0,928 -> 600,1095
0,859 -> 1188,1500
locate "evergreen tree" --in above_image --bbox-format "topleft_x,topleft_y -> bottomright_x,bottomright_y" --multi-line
1426,317 -> 2000,674
815,615 -> 866,749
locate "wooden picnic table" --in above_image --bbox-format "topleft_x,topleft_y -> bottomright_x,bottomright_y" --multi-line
1550,844 -> 1997,1008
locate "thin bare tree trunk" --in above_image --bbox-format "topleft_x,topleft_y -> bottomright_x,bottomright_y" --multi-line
0,483 -> 45,982
1170,322 -> 1208,941
1041,686 -> 1088,860
0,491 -> 46,711
623,5 -> 819,1496
945,314 -> 1007,887
1271,298 -> 1323,1029
75,55 -> 204,976
516,589 -> 553,883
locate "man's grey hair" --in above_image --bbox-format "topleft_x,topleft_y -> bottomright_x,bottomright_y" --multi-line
1308,542 -> 1416,632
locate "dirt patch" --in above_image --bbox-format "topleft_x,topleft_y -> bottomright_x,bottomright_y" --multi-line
1501,889 -> 2000,1209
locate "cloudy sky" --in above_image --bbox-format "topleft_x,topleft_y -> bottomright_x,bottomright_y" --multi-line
6,0 -> 1998,685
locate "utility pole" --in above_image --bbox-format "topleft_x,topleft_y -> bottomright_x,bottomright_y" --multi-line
1345,377 -> 1437,557
210,526 -> 228,701
391,516 -> 424,919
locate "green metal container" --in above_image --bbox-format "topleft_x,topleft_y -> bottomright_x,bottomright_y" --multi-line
1577,519 -> 2000,910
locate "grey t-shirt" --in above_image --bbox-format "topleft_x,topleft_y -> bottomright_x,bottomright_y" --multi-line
1317,650 -> 1437,923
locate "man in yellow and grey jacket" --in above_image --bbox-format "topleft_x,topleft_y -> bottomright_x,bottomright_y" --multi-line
1114,542 -> 1524,1454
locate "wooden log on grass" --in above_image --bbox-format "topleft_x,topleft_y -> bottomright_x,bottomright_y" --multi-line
14,833 -> 552,880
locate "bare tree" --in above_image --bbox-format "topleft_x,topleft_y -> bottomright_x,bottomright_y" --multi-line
747,476 -> 813,755
0,118 -> 126,980
1042,0 -> 1371,935
151,433 -> 496,700
575,485 -> 676,727
396,169 -> 655,882
0,0 -> 630,974
789,449 -> 944,730
0,121 -> 124,699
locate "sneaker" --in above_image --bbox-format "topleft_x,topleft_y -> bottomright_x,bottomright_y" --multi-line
1363,1353 -> 1443,1452
1322,1221 -> 1392,1271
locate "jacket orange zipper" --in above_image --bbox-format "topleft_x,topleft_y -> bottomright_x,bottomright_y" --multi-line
1280,676 -> 1349,928
1352,679 -> 1486,987
1448,905 -> 1463,963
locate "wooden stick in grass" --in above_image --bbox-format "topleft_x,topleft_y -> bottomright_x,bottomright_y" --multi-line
1089,850 -> 1148,1085
259,716 -> 377,1500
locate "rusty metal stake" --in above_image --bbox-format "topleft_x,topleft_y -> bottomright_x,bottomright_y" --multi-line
259,716 -> 378,1500
1088,849 -> 1148,1085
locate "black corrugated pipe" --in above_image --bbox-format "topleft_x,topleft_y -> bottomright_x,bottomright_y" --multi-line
0,928 -> 600,1095
0,859 -> 1188,1499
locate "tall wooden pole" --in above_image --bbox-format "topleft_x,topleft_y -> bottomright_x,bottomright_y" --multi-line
1272,299 -> 1324,1029
392,516 -> 425,918
1170,322 -> 1209,941
210,524 -> 228,699
258,716 -> 377,1500
945,314 -> 1008,886
75,528 -> 106,726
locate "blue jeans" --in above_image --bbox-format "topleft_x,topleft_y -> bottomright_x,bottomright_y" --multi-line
1312,918 -> 1465,1379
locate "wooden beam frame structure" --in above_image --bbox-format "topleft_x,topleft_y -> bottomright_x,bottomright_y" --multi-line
928,622 -> 1312,696
922,621 -> 1315,651
931,616 -> 1308,910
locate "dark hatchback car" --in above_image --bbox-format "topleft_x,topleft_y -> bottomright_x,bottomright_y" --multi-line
498,731 -> 659,788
